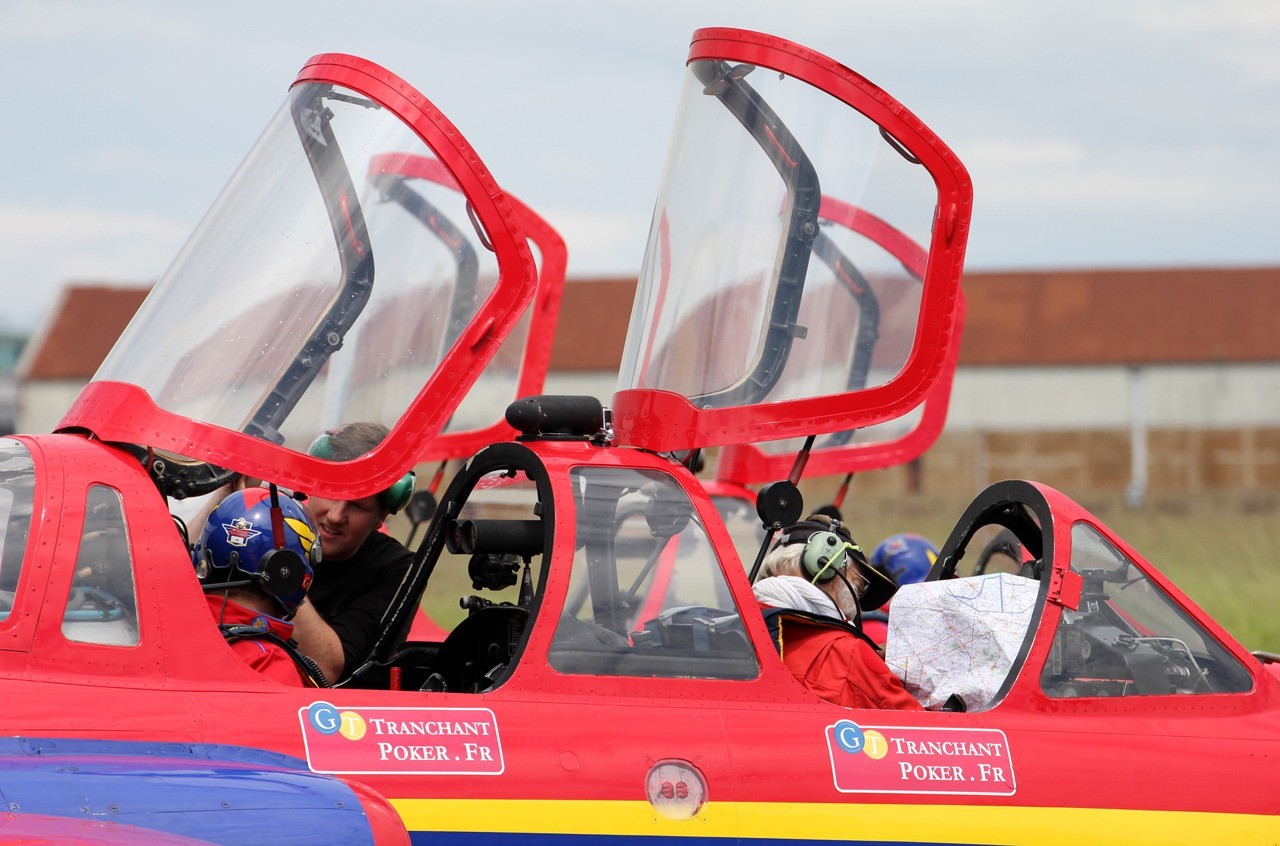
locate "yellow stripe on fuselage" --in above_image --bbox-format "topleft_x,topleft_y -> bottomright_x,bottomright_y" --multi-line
393,798 -> 738,837
391,798 -> 1276,844
736,802 -> 1275,845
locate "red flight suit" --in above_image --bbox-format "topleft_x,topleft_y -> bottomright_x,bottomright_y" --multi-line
206,595 -> 310,686
761,604 -> 921,710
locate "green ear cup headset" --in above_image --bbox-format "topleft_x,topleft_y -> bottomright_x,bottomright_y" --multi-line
775,521 -> 851,583
801,530 -> 850,583
308,431 -> 416,514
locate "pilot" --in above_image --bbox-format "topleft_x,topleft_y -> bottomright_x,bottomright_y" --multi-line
862,533 -> 939,645
289,422 -> 415,683
753,516 -> 922,710
872,533 -> 939,587
192,488 -> 324,686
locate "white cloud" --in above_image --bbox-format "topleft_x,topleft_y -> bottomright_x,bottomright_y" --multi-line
0,204 -> 183,247
963,141 -> 1085,170
0,0 -> 192,40
539,208 -> 652,276
0,205 -> 185,328
1137,0 -> 1280,86
1139,0 -> 1280,34
961,134 -> 1273,218
1,0 -> 1277,331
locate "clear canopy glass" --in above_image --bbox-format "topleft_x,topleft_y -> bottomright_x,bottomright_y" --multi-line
617,59 -> 938,410
93,81 -> 502,453
1041,523 -> 1251,697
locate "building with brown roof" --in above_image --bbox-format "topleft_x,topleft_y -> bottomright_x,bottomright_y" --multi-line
545,267 -> 1280,371
16,267 -> 1280,495
16,285 -> 151,434
544,267 -> 1280,497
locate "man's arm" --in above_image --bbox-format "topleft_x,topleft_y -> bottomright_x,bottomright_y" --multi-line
295,533 -> 413,682
290,599 -> 345,683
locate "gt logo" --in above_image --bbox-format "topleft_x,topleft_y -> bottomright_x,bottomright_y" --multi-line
834,720 -> 865,753
833,721 -> 888,759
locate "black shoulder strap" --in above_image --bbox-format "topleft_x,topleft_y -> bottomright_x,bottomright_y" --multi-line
759,607 -> 881,655
220,625 -> 331,688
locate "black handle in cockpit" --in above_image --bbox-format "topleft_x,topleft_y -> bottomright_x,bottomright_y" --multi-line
687,60 -> 822,409
244,85 -> 378,443
811,229 -> 881,448
371,173 -> 480,355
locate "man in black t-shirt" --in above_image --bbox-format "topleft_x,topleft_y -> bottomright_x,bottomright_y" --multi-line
291,422 -> 414,682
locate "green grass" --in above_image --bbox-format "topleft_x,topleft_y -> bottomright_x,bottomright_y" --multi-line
1090,493 -> 1280,652
839,490 -> 1280,652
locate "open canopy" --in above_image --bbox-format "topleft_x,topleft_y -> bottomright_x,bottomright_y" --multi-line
57,55 -> 538,501
612,29 -> 971,452
714,294 -> 964,488
364,154 -> 567,462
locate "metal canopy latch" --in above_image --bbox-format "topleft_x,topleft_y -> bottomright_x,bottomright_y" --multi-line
1048,568 -> 1084,611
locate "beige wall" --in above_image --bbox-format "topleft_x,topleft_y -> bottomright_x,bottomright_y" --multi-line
18,381 -> 85,434
18,363 -> 1280,496
950,364 -> 1280,432
784,427 -> 1280,499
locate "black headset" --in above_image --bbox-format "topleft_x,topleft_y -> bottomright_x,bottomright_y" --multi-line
197,484 -> 318,602
307,431 -> 416,514
255,547 -> 311,598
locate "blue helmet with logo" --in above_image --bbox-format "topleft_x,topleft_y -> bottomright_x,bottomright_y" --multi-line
192,487 -> 321,616
870,533 -> 938,587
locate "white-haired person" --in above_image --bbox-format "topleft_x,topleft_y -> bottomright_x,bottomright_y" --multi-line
753,516 -> 921,710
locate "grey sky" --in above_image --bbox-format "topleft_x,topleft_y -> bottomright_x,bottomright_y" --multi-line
1,0 -> 1277,331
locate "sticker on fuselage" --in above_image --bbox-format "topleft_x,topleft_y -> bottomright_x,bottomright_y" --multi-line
826,720 -> 1015,796
300,703 -> 504,775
